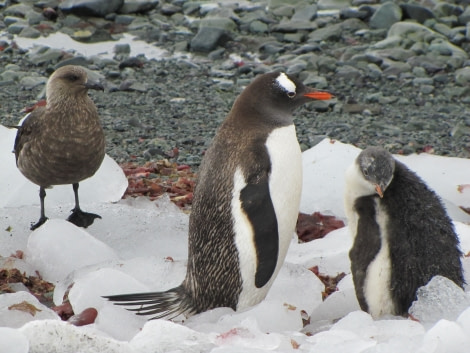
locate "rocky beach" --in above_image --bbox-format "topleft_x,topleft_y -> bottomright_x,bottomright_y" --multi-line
1,0 -> 470,169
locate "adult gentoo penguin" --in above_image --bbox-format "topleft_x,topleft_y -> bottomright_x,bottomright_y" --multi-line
344,146 -> 464,318
14,65 -> 105,230
105,72 -> 333,319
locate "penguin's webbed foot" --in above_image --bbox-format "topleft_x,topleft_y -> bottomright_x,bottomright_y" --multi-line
67,208 -> 101,228
30,216 -> 48,231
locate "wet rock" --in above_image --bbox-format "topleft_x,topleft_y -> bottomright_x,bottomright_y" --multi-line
272,20 -> 317,33
369,2 -> 402,30
309,23 -> 342,42
7,22 -> 27,35
4,3 -> 33,18
270,5 -> 295,17
19,75 -> 47,90
114,43 -> 131,55
27,47 -> 64,65
59,0 -> 124,17
55,56 -> 90,69
18,26 -> 41,38
317,0 -> 350,10
292,4 -> 318,21
400,3 -> 435,24
190,26 -> 233,53
339,7 -> 370,20
119,0 -> 159,14
455,67 -> 470,86
458,7 -> 470,25
382,62 -> 411,76
249,20 -> 268,34
336,65 -> 362,80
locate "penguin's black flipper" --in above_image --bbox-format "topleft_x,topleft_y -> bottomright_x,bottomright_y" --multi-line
240,178 -> 279,289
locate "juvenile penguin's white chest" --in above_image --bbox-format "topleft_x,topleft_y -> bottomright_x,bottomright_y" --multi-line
363,201 -> 394,318
232,124 -> 302,310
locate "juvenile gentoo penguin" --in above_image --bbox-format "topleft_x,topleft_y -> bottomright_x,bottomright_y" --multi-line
14,65 -> 105,230
105,72 -> 333,319
344,146 -> 464,318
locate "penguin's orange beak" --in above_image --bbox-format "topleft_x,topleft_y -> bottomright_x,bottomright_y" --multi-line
304,91 -> 334,100
375,184 -> 384,198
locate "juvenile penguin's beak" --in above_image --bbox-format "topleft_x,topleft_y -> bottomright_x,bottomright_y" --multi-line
304,91 -> 334,100
375,184 -> 384,198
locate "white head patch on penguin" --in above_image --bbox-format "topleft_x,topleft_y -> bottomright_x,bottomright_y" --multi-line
275,73 -> 297,97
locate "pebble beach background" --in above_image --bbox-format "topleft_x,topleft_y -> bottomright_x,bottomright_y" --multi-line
1,0 -> 469,170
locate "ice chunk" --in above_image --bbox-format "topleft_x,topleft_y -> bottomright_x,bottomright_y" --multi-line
0,327 -> 29,353
409,275 -> 470,328
303,328 -> 375,353
68,268 -> 148,314
306,274 -> 360,333
420,319 -> 470,353
129,319 -> 213,352
97,304 -> 147,341
286,227 -> 352,275
0,292 -> 59,328
209,317 -> 292,351
19,320 -> 129,353
267,262 -> 324,315
457,306 -> 470,331
85,198 -> 189,260
24,219 -> 119,283
222,300 -> 303,333
300,139 -> 360,218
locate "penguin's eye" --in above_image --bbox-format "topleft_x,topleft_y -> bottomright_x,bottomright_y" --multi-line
363,169 -> 369,177
287,91 -> 296,98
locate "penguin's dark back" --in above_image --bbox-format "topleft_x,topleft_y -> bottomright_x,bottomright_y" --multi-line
382,160 -> 464,313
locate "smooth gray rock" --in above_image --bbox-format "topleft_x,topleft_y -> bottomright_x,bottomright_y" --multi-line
382,61 -> 411,76
309,23 -> 342,41
317,0 -> 350,10
27,47 -> 64,65
272,20 -> 316,33
458,6 -> 470,25
400,3 -> 435,24
59,0 -> 124,17
119,0 -> 159,14
433,23 -> 452,38
249,20 -> 268,33
190,27 -> 232,53
369,2 -> 402,30
19,76 -> 48,90
18,26 -> 41,38
55,56 -> 90,69
4,16 -> 21,26
336,65 -> 362,80
455,67 -> 470,86
4,3 -> 32,17
7,23 -> 27,35
271,5 -> 295,17
292,4 -> 317,21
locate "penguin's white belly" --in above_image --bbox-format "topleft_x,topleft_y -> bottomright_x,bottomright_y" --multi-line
363,201 -> 394,318
232,124 -> 302,310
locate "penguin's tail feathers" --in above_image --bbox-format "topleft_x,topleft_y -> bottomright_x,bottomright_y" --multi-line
103,285 -> 192,320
